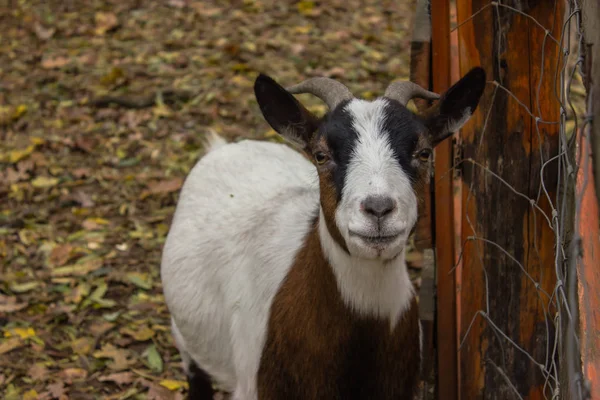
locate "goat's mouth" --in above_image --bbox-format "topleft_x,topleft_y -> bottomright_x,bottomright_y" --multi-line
349,230 -> 404,246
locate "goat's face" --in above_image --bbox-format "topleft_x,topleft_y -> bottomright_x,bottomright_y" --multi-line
255,68 -> 486,260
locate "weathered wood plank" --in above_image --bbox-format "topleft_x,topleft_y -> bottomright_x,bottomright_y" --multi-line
431,1 -> 458,399
455,0 -> 563,398
576,99 -> 600,400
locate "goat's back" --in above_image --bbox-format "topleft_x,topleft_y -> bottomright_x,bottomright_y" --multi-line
160,139 -> 318,394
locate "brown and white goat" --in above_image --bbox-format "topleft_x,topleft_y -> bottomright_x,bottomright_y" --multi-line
160,67 -> 486,400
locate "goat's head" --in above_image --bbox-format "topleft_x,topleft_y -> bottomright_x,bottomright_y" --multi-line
254,67 -> 486,261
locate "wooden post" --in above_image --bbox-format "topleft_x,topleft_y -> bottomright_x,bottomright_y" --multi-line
579,4 -> 600,396
455,0 -> 564,398
576,83 -> 600,400
409,0 -> 437,391
581,0 -> 600,213
430,1 -> 459,399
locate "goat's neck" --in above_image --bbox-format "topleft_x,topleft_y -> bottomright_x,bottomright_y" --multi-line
316,208 -> 415,329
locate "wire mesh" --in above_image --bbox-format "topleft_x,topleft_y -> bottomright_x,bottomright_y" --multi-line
446,1 -> 591,398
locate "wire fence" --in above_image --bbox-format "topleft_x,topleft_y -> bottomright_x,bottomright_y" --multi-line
440,0 -> 592,398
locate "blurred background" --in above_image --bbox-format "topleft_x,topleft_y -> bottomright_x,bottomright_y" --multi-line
0,0 -> 423,398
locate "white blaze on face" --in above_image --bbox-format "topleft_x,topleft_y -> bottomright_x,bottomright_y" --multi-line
334,98 -> 418,260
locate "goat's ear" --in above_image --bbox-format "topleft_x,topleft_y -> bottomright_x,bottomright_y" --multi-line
254,74 -> 319,150
422,67 -> 486,146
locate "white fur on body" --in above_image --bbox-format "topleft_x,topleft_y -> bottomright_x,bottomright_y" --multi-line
161,140 -> 416,399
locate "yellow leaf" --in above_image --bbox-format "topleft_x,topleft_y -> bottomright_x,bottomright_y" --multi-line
297,0 -> 315,15
31,176 -> 59,188
159,379 -> 188,391
230,75 -> 252,87
13,104 -> 27,119
9,145 -> 35,163
293,25 -> 312,34
152,103 -> 172,118
101,67 -> 125,86
5,327 -> 36,339
120,325 -> 154,341
95,12 -> 118,36
30,137 -> 45,146
22,389 -> 38,400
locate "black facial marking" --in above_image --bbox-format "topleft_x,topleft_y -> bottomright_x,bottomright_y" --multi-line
317,100 -> 358,200
317,99 -> 428,200
381,100 -> 428,182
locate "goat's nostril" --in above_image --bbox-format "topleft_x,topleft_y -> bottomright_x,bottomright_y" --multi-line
362,196 -> 396,218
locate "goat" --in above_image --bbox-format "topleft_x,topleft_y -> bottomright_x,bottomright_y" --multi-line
160,67 -> 486,400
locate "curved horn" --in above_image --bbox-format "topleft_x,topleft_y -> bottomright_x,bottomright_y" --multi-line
384,81 -> 440,105
286,77 -> 353,110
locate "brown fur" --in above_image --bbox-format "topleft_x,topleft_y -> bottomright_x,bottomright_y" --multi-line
307,135 -> 350,253
257,221 -> 421,400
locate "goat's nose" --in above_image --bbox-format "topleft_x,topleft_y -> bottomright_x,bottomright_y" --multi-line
361,196 -> 396,219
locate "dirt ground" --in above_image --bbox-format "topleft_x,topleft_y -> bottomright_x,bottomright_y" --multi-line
0,0 -> 422,398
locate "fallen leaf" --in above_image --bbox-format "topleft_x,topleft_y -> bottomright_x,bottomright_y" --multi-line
49,244 -> 73,267
58,368 -> 88,383
126,272 -> 153,290
12,104 -> 27,119
98,372 -> 135,386
22,389 -> 39,400
28,363 -> 50,381
141,177 -> 183,199
8,145 -> 35,163
47,382 -> 66,398
120,325 -> 154,341
64,282 -> 91,304
51,259 -> 103,277
100,67 -> 126,86
5,327 -> 36,339
168,0 -> 186,8
33,22 -> 56,40
297,0 -> 316,16
145,344 -> 163,373
93,343 -> 131,371
71,337 -> 93,355
147,382 -> 176,400
95,12 -> 119,35
0,294 -> 27,313
0,337 -> 23,355
72,168 -> 91,178
89,321 -> 115,337
191,2 -> 222,17
31,176 -> 59,188
82,217 -> 110,231
159,380 -> 188,391
9,281 -> 40,293
41,55 -> 70,69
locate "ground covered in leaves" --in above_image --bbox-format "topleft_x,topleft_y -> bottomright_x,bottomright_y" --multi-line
0,0 -> 420,398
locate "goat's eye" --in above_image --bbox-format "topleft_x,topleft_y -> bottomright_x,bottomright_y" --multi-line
418,149 -> 432,162
314,151 -> 329,165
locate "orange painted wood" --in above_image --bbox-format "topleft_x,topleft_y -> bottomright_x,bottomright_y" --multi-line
577,120 -> 600,400
431,1 -> 458,399
455,0 -> 564,398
